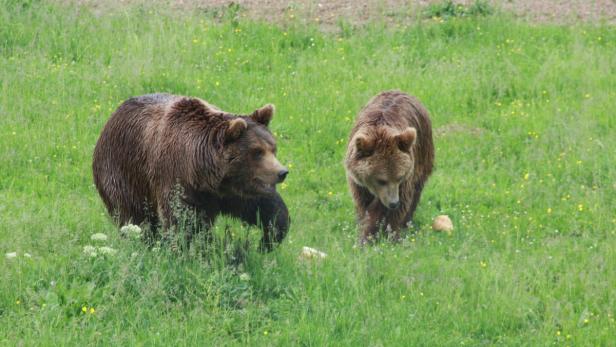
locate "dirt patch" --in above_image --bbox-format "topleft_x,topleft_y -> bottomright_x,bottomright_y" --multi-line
498,0 -> 616,24
61,0 -> 616,25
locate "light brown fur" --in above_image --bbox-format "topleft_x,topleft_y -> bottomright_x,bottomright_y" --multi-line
345,91 -> 434,244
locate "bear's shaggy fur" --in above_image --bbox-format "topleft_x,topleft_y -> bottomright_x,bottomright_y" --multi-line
345,91 -> 434,244
93,93 -> 290,251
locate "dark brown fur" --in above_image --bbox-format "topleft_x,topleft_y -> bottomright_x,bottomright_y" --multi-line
93,93 -> 290,251
345,91 -> 434,244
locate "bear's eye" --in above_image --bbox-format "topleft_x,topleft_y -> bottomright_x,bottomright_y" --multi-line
252,148 -> 264,159
376,179 -> 387,186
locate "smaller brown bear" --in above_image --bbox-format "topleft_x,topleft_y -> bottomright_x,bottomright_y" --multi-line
345,91 -> 434,244
93,93 -> 290,251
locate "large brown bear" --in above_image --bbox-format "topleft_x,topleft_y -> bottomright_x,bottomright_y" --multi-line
345,91 -> 434,244
93,93 -> 290,251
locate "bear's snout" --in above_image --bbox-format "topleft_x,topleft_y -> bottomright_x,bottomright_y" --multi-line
277,169 -> 289,183
387,200 -> 400,209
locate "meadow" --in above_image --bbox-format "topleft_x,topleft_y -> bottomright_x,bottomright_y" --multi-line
1,1 -> 615,345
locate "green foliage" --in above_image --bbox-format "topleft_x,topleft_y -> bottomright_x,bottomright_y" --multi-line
424,0 -> 494,19
1,1 -> 615,345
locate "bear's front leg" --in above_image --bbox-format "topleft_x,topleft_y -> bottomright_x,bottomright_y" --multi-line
253,193 -> 290,252
358,199 -> 386,245
350,181 -> 382,245
220,192 -> 290,252
383,209 -> 406,243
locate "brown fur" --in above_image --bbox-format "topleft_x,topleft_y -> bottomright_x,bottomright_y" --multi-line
92,93 -> 290,251
344,91 -> 434,244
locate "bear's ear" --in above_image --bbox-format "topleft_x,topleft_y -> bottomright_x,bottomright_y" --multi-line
395,127 -> 417,153
226,118 -> 247,141
250,104 -> 274,127
355,135 -> 375,157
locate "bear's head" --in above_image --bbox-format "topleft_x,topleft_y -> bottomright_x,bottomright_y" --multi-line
346,126 -> 417,209
221,104 -> 288,197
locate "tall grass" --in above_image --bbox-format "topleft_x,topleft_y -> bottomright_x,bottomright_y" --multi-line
1,1 -> 615,345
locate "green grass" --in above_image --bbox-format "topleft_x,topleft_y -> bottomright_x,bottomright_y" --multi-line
424,0 -> 494,19
1,1 -> 615,345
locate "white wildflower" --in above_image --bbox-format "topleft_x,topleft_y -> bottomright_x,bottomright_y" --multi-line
98,246 -> 117,255
239,273 -> 250,281
24,253 -> 32,258
83,245 -> 98,257
120,224 -> 142,239
90,233 -> 108,242
5,252 -> 17,259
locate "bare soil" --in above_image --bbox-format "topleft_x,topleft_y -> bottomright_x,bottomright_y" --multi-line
67,0 -> 616,26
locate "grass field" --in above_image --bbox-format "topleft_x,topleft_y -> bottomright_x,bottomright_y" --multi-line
1,1 -> 615,345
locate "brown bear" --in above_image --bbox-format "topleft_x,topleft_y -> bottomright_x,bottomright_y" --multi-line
344,91 -> 434,244
92,93 -> 290,251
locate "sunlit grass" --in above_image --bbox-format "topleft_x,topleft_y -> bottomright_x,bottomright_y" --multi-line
1,1 -> 615,345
